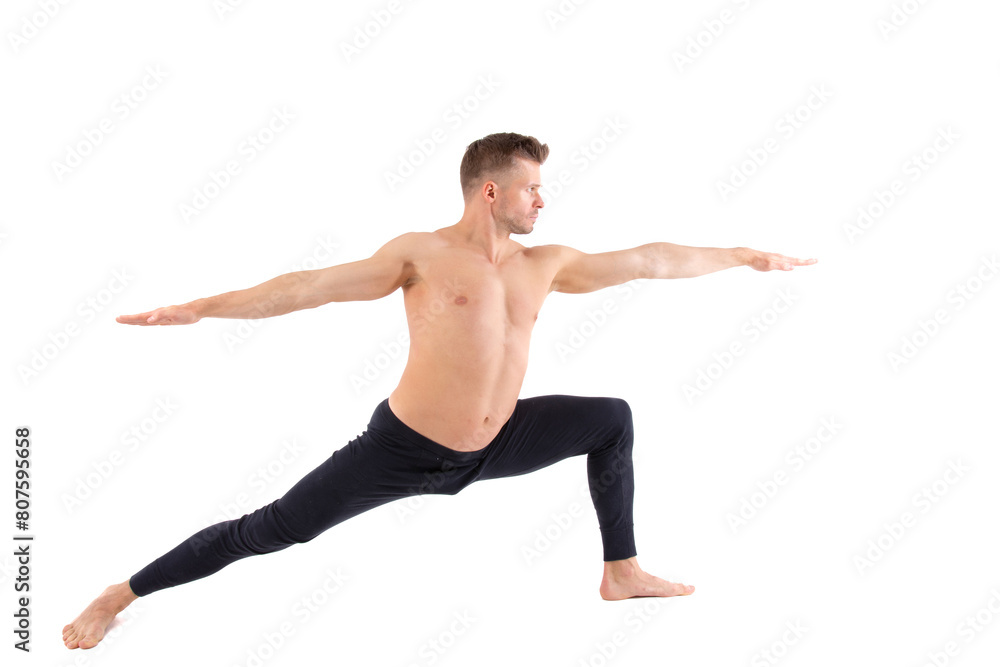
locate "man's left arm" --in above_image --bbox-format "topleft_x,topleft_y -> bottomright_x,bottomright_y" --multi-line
647,243 -> 817,278
545,243 -> 817,294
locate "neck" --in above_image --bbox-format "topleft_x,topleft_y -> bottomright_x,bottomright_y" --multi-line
452,210 -> 512,264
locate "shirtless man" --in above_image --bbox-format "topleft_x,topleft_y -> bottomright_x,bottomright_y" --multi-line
63,132 -> 816,649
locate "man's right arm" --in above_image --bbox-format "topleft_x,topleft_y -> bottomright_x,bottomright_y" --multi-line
116,233 -> 419,326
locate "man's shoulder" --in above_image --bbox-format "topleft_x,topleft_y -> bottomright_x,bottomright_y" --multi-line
525,242 -> 568,251
523,243 -> 574,261
393,230 -> 438,243
383,230 -> 442,254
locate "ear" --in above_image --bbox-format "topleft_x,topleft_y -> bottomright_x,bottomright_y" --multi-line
482,181 -> 498,203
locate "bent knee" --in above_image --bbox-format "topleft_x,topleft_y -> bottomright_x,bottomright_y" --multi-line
605,397 -> 633,432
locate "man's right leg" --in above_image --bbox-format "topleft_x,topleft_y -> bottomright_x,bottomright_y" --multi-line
127,429 -> 397,596
64,399 -> 442,649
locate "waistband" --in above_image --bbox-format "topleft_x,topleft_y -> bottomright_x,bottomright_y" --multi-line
374,398 -> 490,463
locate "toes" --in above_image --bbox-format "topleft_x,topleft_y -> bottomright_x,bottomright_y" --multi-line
62,624 -> 101,650
659,581 -> 693,596
674,583 -> 693,595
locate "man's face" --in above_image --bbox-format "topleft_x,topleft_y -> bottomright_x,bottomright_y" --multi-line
493,158 -> 544,235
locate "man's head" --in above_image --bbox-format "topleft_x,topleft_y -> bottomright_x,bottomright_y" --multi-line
460,132 -> 549,235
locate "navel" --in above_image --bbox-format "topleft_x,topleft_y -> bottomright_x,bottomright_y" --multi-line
455,296 -> 468,305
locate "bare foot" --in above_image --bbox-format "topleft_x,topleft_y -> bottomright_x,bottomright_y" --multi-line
599,557 -> 695,600
63,581 -> 138,649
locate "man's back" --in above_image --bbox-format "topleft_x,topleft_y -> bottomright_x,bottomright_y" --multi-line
388,225 -> 556,452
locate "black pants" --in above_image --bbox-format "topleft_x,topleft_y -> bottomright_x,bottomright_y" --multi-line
129,394 -> 637,596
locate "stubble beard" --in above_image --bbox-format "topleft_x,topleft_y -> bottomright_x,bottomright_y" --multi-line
498,205 -> 533,236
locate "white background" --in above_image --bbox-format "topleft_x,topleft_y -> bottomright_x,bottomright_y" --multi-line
3,0 -> 999,665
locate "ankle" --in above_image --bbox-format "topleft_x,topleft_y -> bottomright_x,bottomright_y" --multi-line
103,582 -> 138,611
604,557 -> 640,577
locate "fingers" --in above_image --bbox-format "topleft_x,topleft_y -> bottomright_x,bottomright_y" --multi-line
116,309 -> 168,325
116,312 -> 156,325
784,257 -> 818,270
766,253 -> 818,271
117,306 -> 196,325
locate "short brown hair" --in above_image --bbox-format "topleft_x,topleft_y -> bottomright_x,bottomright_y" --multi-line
460,132 -> 549,201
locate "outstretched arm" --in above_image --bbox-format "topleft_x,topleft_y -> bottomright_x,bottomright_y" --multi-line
546,243 -> 817,294
117,233 -> 418,326
647,243 -> 817,278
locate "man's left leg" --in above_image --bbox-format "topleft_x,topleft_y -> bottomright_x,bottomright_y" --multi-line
472,394 -> 694,599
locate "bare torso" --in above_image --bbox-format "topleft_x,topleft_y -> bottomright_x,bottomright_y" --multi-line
388,227 -> 557,451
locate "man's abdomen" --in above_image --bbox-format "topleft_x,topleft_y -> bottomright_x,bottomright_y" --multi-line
389,353 -> 525,452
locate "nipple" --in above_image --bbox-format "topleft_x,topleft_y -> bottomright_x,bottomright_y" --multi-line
455,296 -> 468,305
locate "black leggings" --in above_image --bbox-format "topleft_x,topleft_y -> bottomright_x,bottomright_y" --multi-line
129,394 -> 637,596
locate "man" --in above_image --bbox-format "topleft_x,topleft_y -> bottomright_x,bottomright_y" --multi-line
63,132 -> 816,649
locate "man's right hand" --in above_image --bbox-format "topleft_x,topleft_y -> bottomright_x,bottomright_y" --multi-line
116,305 -> 200,326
